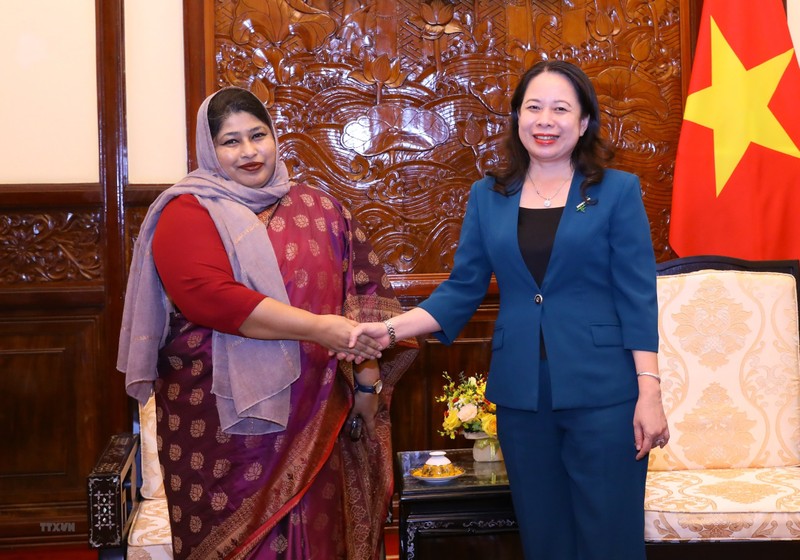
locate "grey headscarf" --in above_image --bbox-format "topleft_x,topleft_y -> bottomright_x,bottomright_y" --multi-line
117,87 -> 301,434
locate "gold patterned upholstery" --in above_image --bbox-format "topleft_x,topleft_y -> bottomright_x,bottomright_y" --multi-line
127,496 -> 172,558
139,396 -> 166,500
129,397 -> 172,557
645,264 -> 800,543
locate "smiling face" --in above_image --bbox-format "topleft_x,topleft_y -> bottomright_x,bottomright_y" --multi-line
212,111 -> 277,188
517,70 -> 589,167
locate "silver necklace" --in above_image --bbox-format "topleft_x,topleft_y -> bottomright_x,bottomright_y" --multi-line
528,169 -> 572,207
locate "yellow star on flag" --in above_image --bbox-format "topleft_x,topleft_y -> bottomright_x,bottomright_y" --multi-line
683,16 -> 800,195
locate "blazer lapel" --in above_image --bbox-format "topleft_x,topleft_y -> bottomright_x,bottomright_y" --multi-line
494,183 -> 543,290
542,173 -> 584,288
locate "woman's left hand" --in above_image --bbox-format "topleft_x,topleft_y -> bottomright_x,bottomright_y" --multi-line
633,382 -> 670,461
348,390 -> 379,441
347,359 -> 381,441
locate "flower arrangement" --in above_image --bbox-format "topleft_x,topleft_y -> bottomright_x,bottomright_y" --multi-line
436,372 -> 497,439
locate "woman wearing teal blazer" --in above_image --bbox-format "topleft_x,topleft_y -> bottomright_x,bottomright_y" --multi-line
352,60 -> 670,560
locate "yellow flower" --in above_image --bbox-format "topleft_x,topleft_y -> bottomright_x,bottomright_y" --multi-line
442,409 -> 461,438
480,413 -> 497,437
437,371 -> 497,439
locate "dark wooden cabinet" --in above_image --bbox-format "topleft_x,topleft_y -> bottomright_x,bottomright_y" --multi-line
396,449 -> 523,560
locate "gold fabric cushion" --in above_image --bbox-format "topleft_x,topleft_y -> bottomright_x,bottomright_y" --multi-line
128,497 -> 172,555
139,395 -> 166,499
131,397 -> 172,557
645,467 -> 800,541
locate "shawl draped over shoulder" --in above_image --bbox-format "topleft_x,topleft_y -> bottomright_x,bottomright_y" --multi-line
117,87 -> 301,435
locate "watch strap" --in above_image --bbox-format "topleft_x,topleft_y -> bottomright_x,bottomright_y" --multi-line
354,379 -> 381,393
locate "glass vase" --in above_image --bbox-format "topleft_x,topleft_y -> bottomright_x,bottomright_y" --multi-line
463,431 -> 503,462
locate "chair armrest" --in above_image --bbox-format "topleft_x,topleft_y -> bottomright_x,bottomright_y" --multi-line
87,432 -> 140,549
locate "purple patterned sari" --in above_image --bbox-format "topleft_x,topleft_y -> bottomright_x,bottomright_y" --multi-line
155,184 -> 417,559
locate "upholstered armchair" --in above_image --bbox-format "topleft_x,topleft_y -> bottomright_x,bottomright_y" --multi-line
645,256 -> 800,559
89,396 -> 172,559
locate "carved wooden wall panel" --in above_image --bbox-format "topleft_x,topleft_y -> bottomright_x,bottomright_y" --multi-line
0,185 -> 111,547
188,0 -> 687,453
0,211 -> 102,284
207,0 -> 684,270
0,313 -> 103,545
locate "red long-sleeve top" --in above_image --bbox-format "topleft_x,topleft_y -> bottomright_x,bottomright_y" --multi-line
152,194 -> 267,335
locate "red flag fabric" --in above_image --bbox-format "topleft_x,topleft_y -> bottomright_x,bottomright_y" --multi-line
669,0 -> 800,260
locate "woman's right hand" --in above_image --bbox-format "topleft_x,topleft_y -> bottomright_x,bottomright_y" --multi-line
238,298 -> 383,362
347,308 -> 440,350
316,315 -> 383,362
348,322 -> 391,350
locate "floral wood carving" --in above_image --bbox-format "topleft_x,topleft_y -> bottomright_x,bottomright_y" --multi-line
341,105 -> 450,156
0,211 -> 102,283
212,0 -> 683,272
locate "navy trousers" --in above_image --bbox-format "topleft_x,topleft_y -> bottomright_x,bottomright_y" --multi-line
496,360 -> 648,560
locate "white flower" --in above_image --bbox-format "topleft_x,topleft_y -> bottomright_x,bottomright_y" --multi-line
457,403 -> 478,422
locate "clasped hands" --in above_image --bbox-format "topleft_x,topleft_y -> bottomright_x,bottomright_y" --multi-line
323,317 -> 391,363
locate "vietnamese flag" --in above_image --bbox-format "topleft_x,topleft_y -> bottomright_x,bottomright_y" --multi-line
669,0 -> 800,260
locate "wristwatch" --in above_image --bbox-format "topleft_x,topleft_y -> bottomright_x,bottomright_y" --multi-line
354,379 -> 383,394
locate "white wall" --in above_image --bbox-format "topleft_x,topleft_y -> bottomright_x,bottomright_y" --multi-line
0,0 -> 99,183
0,0 -> 187,185
125,0 -> 187,183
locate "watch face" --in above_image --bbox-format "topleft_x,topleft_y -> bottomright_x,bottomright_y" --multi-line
356,379 -> 383,394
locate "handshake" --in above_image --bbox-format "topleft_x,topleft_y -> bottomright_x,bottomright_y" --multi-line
321,307 -> 433,363
325,318 -> 393,363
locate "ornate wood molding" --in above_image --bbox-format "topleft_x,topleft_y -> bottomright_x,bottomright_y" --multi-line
185,0 -> 690,270
0,210 -> 102,284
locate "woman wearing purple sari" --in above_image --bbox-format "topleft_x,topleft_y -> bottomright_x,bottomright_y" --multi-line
117,87 -> 417,559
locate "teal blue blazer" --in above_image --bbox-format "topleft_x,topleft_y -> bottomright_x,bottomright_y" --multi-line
419,169 -> 658,411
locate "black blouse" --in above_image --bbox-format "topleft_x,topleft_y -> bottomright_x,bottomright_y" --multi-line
517,206 -> 564,287
518,206 -> 564,359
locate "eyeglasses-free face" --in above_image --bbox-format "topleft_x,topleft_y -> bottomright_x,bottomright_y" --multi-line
213,111 -> 277,189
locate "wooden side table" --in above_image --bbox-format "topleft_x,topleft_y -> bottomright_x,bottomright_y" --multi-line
395,449 -> 523,559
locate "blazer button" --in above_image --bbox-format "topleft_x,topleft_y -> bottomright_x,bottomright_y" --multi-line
534,294 -> 543,304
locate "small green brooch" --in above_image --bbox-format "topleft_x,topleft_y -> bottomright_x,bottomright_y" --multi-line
576,198 -> 591,212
